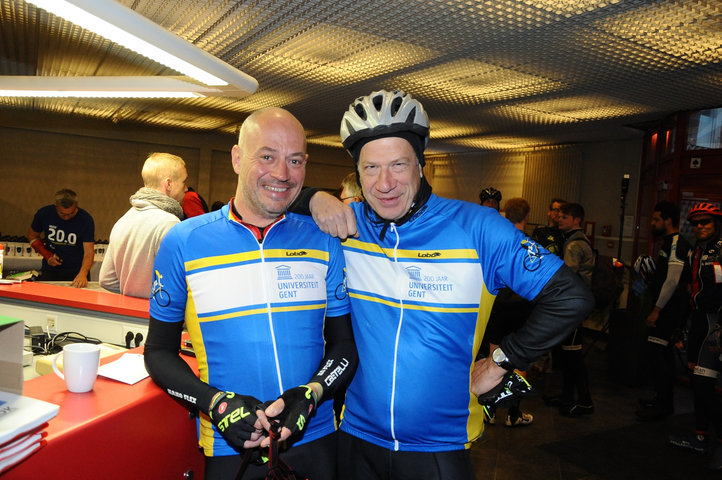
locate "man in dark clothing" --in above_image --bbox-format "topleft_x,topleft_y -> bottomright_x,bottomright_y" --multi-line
28,188 -> 95,288
637,201 -> 691,421
532,198 -> 566,258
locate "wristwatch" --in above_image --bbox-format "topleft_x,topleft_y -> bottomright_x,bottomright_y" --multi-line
491,347 -> 515,371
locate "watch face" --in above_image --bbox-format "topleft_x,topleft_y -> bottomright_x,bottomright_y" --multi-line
492,348 -> 507,364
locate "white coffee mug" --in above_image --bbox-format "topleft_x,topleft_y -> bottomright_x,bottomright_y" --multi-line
52,343 -> 101,393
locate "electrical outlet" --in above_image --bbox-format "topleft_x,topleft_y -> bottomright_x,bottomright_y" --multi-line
121,325 -> 149,349
46,314 -> 58,333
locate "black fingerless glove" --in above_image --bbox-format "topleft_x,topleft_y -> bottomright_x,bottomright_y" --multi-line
209,391 -> 263,452
274,385 -> 317,439
477,371 -> 534,409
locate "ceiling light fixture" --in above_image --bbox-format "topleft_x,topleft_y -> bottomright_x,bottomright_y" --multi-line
15,0 -> 257,97
0,76 -> 216,98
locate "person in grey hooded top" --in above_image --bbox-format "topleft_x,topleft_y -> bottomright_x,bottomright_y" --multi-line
100,152 -> 188,298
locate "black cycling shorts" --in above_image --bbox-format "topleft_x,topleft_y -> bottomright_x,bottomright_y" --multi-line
337,430 -> 476,480
205,431 -> 336,480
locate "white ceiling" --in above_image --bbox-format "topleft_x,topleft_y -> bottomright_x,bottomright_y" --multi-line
1,0 -> 721,153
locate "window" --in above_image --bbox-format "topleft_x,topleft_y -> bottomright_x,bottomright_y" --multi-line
687,107 -> 722,150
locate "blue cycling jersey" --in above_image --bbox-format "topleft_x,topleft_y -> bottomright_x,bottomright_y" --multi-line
339,194 -> 563,452
150,205 -> 349,456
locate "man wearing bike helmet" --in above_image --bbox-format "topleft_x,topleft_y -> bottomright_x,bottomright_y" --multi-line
636,201 -> 691,421
479,187 -> 502,211
669,202 -> 722,471
300,90 -> 593,479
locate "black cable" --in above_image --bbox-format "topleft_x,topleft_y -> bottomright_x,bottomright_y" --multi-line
45,331 -> 102,354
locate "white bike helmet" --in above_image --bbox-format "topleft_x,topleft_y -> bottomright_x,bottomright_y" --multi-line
340,90 -> 430,155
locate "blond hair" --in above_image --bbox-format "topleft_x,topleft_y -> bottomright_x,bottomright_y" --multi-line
141,153 -> 186,189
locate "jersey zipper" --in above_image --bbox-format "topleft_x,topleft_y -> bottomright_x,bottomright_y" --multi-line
257,220 -> 286,395
389,223 -> 402,451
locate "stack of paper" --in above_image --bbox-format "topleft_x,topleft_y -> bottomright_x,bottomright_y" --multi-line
0,392 -> 59,474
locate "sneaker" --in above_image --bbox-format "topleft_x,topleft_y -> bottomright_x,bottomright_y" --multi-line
635,403 -> 673,421
505,411 -> 533,427
559,402 -> 594,417
668,433 -> 710,454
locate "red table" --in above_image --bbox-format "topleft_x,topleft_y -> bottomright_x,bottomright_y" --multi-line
0,282 -> 149,318
3,348 -> 205,479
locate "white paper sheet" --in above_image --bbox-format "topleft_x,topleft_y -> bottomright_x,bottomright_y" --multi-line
97,353 -> 149,385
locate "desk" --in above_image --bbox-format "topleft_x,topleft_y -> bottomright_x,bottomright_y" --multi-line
2,256 -> 103,282
3,348 -> 205,479
0,282 -> 149,347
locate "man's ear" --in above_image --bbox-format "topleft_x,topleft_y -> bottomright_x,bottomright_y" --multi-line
231,145 -> 243,174
163,177 -> 173,195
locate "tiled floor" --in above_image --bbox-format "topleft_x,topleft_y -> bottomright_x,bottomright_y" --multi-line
470,337 -> 720,480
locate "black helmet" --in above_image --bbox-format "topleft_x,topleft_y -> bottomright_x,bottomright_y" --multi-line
340,90 -> 430,156
479,187 -> 502,204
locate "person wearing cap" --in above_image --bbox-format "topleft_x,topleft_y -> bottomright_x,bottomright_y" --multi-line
669,202 -> 722,471
28,188 -> 95,288
298,90 -> 594,478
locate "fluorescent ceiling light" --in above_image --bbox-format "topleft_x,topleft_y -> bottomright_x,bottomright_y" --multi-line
0,76 -> 254,98
0,90 -> 200,98
24,0 -> 257,95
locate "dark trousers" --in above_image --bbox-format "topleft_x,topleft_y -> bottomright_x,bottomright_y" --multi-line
337,430 -> 476,480
205,432 -> 337,480
559,328 -> 592,404
643,298 -> 687,408
689,312 -> 722,435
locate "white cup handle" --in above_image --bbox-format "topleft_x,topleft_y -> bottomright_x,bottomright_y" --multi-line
52,352 -> 65,380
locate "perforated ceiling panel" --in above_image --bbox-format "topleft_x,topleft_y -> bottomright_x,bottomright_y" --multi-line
1,0 -> 721,152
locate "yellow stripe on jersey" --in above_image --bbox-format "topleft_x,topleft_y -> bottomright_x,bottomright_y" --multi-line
349,292 -> 400,308
466,285 -> 497,445
196,302 -> 328,323
185,249 -> 329,272
403,303 -> 481,314
263,248 -> 330,262
343,238 -> 478,260
349,292 -> 480,313
184,290 -> 218,453
185,250 -> 261,271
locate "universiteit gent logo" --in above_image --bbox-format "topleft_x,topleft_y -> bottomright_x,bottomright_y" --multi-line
276,265 -> 292,280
